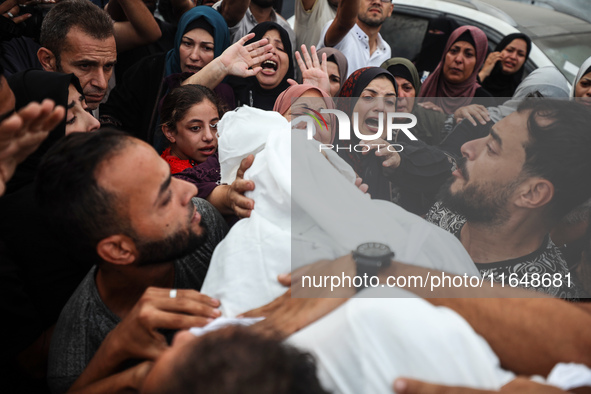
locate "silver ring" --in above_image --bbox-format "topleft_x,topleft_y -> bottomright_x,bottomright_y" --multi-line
6,12 -> 14,18
169,289 -> 177,299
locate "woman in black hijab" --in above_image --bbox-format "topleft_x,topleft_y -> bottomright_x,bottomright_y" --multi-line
479,33 -> 532,104
6,70 -> 98,194
413,16 -> 460,82
229,21 -> 294,110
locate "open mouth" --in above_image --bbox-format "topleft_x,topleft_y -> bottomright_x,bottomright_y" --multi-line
199,146 -> 216,156
185,65 -> 202,73
261,60 -> 278,76
364,117 -> 380,132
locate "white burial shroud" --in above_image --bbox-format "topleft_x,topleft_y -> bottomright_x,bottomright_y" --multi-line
200,106 -> 516,392
200,106 -> 479,317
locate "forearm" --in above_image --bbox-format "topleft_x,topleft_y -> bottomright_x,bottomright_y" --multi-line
170,0 -> 195,22
67,366 -> 143,394
386,262 -> 591,376
182,57 -> 227,89
118,0 -> 161,43
68,330 -> 129,391
324,0 -> 359,46
105,0 -> 126,21
219,0 -> 249,27
206,184 -> 234,215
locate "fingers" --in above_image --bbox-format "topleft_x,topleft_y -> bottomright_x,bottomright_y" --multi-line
358,183 -> 369,193
301,44 -> 313,69
295,50 -> 306,74
237,32 -> 256,46
278,273 -> 291,287
287,79 -> 298,86
310,45 -> 320,69
12,12 -> 30,23
236,154 -> 255,180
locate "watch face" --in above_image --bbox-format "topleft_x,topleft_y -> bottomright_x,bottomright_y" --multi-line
357,242 -> 392,258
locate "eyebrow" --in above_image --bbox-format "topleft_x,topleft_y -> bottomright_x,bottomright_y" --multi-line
155,173 -> 172,206
362,88 -> 396,97
490,128 -> 503,149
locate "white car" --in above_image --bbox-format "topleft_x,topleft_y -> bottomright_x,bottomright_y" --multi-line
379,0 -> 591,84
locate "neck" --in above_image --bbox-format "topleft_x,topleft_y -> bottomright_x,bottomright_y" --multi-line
96,262 -> 175,319
459,214 -> 549,264
357,19 -> 381,55
249,3 -> 273,23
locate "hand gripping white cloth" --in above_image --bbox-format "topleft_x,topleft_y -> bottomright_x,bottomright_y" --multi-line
201,106 -> 479,317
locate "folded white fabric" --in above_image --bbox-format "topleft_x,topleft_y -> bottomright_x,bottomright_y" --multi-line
189,317 -> 265,337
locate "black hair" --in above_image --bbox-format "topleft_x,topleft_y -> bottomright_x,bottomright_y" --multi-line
40,0 -> 114,67
35,129 -> 132,264
160,327 -> 329,394
160,84 -> 226,132
517,99 -> 591,219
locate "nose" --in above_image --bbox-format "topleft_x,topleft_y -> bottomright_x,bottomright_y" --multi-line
176,177 -> 198,205
189,47 -> 201,62
202,126 -> 215,141
85,111 -> 100,132
460,136 -> 484,160
90,69 -> 109,92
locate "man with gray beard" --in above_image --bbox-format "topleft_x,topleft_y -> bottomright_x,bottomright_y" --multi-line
426,99 -> 591,300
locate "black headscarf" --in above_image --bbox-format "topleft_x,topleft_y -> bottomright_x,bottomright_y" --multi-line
481,33 -> 532,99
230,22 -> 294,111
337,67 -> 399,201
413,16 -> 460,78
5,70 -> 82,194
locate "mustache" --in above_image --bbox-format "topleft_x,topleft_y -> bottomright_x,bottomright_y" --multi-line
456,156 -> 469,181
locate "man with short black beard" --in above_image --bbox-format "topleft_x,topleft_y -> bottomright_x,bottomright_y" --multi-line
426,99 -> 591,300
36,130 -> 231,393
213,0 -> 295,50
317,0 -> 392,78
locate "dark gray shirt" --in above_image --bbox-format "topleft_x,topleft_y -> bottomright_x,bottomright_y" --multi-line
47,198 -> 228,393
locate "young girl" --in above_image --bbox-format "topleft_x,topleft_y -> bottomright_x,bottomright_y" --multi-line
160,84 -> 225,174
161,84 -> 253,221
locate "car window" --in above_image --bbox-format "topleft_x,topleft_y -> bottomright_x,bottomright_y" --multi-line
381,14 -> 429,60
533,33 -> 591,83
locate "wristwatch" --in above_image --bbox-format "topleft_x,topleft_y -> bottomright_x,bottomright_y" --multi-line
352,243 -> 394,284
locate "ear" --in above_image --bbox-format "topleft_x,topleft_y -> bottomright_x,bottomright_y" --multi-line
516,178 -> 554,209
37,47 -> 58,72
162,125 -> 177,144
96,234 -> 138,266
386,3 -> 393,17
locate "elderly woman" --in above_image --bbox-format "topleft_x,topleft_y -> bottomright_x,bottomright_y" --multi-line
479,33 -> 532,105
381,57 -> 448,145
419,25 -> 491,114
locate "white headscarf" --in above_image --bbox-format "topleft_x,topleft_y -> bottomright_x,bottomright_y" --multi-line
571,56 -> 591,98
488,66 -> 570,123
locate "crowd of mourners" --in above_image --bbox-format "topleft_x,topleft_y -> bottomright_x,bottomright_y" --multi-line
1,0 -> 591,392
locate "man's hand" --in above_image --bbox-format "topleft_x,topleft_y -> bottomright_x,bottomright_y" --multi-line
355,176 -> 369,194
454,104 -> 491,126
0,99 -> 65,196
240,254 -> 359,338
288,45 -> 331,95
226,154 -> 255,218
106,287 -> 221,362
360,137 -> 401,169
1,0 -> 33,24
218,33 -> 274,78
393,377 -> 570,394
